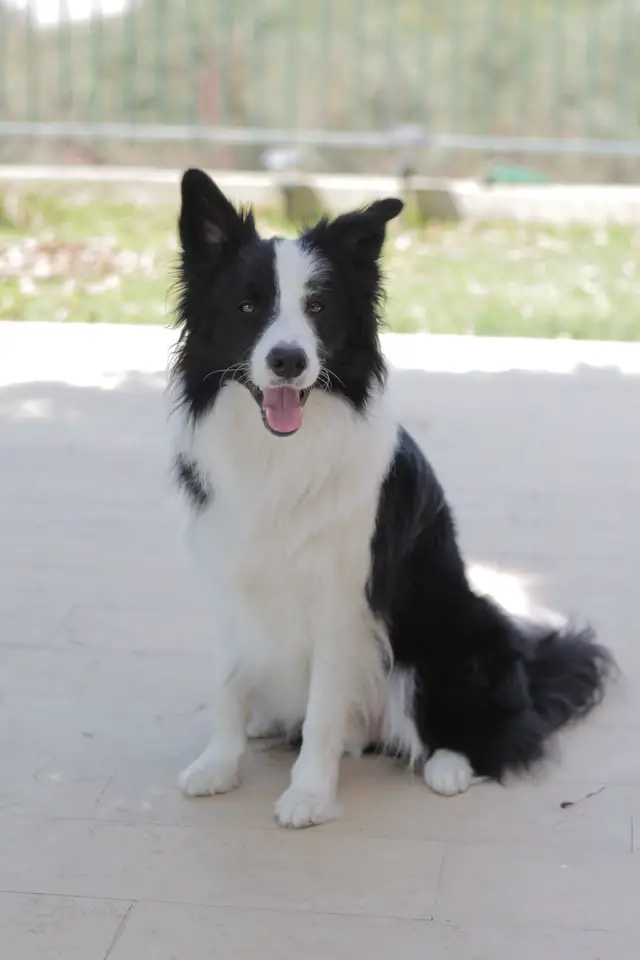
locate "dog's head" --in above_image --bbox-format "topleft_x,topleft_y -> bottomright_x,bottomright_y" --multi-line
173,168 -> 403,436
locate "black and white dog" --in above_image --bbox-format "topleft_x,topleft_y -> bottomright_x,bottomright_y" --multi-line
170,169 -> 612,828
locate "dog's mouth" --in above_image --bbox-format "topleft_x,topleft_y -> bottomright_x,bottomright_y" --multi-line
252,386 -> 311,437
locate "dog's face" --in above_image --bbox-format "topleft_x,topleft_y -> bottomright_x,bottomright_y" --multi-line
174,169 -> 403,435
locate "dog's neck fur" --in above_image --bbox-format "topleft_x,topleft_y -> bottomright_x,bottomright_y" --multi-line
175,378 -> 399,515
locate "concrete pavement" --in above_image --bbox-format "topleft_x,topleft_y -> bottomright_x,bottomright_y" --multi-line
1,324 -> 639,958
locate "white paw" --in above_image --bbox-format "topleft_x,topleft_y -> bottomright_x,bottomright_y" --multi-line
179,751 -> 241,797
424,749 -> 473,796
274,786 -> 342,829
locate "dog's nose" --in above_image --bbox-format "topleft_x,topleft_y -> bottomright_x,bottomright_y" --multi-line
266,343 -> 308,380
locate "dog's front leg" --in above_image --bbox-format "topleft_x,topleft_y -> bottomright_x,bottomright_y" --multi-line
179,660 -> 247,798
275,646 -> 348,829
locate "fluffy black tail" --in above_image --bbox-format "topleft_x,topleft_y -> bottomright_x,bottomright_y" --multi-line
524,622 -> 614,734
418,600 -> 615,783
469,613 -> 615,781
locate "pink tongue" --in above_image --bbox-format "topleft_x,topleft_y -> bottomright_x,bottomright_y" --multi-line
261,387 -> 303,434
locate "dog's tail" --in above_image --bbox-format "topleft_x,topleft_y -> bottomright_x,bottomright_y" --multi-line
523,621 -> 613,734
469,563 -> 614,734
455,567 -> 615,780
456,612 -> 616,783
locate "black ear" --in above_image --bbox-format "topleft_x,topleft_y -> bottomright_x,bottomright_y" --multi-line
322,197 -> 403,263
179,168 -> 257,259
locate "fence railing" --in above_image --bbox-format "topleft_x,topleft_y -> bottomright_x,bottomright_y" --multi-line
1,0 -> 639,175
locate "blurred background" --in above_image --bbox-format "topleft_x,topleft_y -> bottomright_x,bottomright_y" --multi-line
1,0 -> 639,181
1,0 -> 639,337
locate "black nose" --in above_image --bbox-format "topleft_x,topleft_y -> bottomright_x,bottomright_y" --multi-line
266,343 -> 308,380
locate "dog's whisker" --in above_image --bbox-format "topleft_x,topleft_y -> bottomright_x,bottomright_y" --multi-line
316,367 -> 336,394
202,361 -> 249,385
327,369 -> 346,391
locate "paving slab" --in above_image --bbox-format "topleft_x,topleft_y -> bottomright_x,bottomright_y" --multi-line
1,324 -> 639,958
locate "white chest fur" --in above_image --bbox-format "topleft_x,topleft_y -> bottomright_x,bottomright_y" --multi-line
177,382 -> 398,731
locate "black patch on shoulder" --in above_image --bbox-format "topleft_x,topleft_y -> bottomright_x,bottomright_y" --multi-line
367,427 -> 448,619
174,455 -> 211,508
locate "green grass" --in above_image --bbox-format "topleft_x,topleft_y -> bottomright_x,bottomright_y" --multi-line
386,221 -> 640,339
1,194 -> 639,339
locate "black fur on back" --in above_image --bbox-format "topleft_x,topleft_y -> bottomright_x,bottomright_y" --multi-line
368,428 -> 614,781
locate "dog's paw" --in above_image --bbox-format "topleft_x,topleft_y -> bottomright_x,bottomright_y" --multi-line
179,752 -> 241,797
424,749 -> 473,796
274,786 -> 342,829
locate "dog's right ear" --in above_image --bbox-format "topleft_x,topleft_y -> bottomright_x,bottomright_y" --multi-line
179,169 -> 257,260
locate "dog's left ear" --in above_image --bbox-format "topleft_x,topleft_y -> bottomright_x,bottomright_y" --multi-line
319,198 -> 404,263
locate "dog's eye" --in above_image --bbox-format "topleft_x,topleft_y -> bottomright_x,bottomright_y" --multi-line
239,300 -> 256,314
307,299 -> 324,314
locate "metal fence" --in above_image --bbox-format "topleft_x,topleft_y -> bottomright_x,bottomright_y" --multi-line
1,0 -> 639,177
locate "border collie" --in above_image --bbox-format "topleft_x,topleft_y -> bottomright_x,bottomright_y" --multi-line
170,169 -> 612,828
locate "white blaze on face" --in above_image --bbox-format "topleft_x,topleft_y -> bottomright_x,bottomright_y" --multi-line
250,239 -> 322,391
